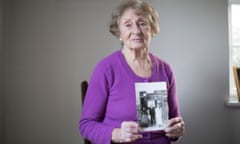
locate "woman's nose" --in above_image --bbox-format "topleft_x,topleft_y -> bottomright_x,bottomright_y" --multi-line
132,23 -> 141,34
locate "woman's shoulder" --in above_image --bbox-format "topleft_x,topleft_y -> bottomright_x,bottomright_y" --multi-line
150,53 -> 171,68
94,50 -> 121,71
150,53 -> 175,80
97,50 -> 120,65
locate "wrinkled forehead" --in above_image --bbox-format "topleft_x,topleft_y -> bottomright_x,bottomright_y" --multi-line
119,7 -> 149,23
122,8 -> 147,18
123,7 -> 149,17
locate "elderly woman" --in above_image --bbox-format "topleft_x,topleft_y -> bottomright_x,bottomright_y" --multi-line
79,0 -> 185,143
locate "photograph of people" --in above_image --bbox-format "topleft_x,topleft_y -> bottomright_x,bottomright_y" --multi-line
79,0 -> 185,143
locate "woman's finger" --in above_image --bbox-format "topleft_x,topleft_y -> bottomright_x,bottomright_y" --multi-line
165,117 -> 185,139
120,121 -> 143,142
167,117 -> 182,127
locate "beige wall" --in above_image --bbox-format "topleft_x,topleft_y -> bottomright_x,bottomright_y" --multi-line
2,0 -> 239,144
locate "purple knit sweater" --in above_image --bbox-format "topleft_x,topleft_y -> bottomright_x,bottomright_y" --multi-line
79,50 -> 181,144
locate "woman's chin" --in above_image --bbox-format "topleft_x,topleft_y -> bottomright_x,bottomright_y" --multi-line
130,46 -> 147,50
129,44 -> 147,49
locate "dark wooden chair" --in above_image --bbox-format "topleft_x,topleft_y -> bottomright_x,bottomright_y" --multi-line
81,80 -> 91,144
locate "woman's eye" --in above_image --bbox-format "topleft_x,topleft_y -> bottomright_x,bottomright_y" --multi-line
125,24 -> 131,27
139,22 -> 147,26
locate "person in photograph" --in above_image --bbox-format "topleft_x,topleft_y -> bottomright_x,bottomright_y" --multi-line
155,101 -> 163,127
79,0 -> 185,143
147,100 -> 156,126
139,105 -> 150,128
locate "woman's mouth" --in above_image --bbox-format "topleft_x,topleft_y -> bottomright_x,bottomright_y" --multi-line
132,38 -> 143,42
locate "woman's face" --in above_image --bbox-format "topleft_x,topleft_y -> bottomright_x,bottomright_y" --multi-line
119,8 -> 152,50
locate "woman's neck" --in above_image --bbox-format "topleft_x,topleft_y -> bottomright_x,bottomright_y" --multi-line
121,47 -> 152,78
121,47 -> 149,62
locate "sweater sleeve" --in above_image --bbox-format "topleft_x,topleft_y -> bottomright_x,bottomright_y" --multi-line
165,64 -> 181,119
79,61 -> 114,144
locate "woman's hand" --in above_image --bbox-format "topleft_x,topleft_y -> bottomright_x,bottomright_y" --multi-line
111,121 -> 143,143
165,117 -> 185,139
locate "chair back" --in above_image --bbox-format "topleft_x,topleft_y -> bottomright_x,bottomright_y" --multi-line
81,80 -> 91,144
81,80 -> 88,103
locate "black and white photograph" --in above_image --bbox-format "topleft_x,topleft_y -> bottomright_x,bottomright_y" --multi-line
135,82 -> 168,131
